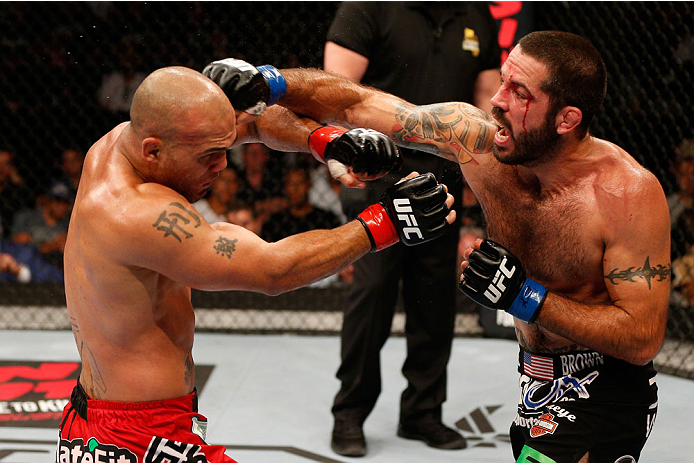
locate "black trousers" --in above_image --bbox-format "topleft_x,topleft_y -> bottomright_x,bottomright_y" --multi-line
332,208 -> 460,426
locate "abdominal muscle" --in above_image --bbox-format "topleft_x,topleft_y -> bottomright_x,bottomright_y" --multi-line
66,259 -> 197,402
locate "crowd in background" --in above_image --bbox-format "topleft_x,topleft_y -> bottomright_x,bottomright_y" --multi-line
0,2 -> 693,316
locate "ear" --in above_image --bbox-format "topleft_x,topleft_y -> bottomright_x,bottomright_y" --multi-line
141,137 -> 161,162
555,106 -> 582,135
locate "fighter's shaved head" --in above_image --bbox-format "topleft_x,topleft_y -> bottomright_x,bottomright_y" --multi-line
130,66 -> 231,142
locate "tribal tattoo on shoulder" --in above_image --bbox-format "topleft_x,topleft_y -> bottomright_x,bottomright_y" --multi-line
152,202 -> 201,242
392,103 -> 495,165
604,256 -> 671,289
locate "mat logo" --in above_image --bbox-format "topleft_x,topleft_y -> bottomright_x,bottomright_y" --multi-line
144,436 -> 207,463
57,437 -> 137,463
455,404 -> 510,448
529,413 -> 558,438
521,371 -> 599,410
393,199 -> 423,241
0,360 -> 79,428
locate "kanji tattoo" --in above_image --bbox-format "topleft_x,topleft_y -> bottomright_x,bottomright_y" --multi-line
213,236 -> 238,259
152,202 -> 201,242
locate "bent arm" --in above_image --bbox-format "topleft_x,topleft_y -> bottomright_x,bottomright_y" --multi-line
533,179 -> 671,365
111,186 -> 371,295
279,68 -> 497,168
233,105 -> 321,153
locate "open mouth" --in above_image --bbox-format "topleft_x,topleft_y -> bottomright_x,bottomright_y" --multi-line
494,121 -> 511,145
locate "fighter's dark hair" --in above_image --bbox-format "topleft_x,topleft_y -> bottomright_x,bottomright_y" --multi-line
518,31 -> 607,138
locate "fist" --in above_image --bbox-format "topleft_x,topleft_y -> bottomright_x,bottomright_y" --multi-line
381,172 -> 451,246
326,128 -> 402,179
203,58 -> 286,116
459,239 -> 547,323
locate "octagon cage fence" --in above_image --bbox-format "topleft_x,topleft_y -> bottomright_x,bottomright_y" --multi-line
0,2 -> 692,379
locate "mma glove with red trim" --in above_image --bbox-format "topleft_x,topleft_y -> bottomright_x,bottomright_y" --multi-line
203,58 -> 286,116
357,173 -> 449,252
459,239 -> 547,323
309,126 -> 402,179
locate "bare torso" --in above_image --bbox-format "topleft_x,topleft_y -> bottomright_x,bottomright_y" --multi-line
64,123 -> 196,401
468,138 -> 640,353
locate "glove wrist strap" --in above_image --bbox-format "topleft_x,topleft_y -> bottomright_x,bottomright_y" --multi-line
507,278 -> 547,323
256,65 -> 286,106
308,126 -> 347,163
357,204 -> 399,252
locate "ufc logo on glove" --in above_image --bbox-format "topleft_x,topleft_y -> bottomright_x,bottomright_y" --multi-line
394,199 -> 423,241
484,256 -> 516,303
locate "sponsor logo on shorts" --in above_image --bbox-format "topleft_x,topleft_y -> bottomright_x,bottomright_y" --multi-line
529,413 -> 558,438
560,352 -> 604,376
191,416 -> 208,442
521,371 -> 599,410
144,436 -> 207,463
56,437 -> 137,463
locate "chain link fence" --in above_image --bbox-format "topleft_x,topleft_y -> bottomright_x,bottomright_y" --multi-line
1,2 -> 692,378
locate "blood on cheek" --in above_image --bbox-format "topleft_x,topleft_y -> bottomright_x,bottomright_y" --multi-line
522,96 -> 534,133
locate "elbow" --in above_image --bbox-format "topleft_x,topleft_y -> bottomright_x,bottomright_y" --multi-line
625,335 -> 665,366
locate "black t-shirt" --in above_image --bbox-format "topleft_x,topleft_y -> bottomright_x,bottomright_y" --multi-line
327,1 -> 501,105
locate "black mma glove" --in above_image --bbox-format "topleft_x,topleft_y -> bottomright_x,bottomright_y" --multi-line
357,173 -> 449,252
202,58 -> 286,115
459,239 -> 547,323
309,126 -> 402,178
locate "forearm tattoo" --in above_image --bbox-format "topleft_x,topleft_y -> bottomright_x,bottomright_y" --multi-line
152,202 -> 201,242
604,257 -> 671,289
213,236 -> 238,259
392,103 -> 495,164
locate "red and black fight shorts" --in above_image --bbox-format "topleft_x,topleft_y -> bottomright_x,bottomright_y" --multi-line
510,347 -> 658,463
57,381 -> 237,463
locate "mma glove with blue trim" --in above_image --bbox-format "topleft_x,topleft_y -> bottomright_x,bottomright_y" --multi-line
459,239 -> 547,323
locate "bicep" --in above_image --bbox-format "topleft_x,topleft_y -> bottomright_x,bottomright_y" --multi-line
120,200 -> 278,293
602,195 -> 671,325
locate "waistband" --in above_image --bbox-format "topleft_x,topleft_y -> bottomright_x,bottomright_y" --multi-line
518,347 -> 640,381
70,380 -> 198,421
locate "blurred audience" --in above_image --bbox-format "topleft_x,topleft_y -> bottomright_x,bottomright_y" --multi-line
227,202 -> 262,235
98,38 -> 147,125
10,182 -> 72,270
670,139 -> 694,310
236,143 -> 286,224
0,149 -> 35,239
260,164 -> 342,243
193,165 -> 244,224
51,148 -> 85,201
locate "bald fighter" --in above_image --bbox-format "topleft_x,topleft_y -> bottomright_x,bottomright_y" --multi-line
57,66 -> 455,462
206,30 -> 671,463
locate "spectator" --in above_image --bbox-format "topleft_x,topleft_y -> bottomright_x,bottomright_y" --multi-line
323,2 -> 501,455
51,148 -> 85,201
669,139 -> 694,261
0,149 -> 34,239
236,142 -> 286,224
260,165 -> 342,243
193,165 -> 244,224
11,181 -> 72,270
309,163 -> 347,224
227,202 -> 262,235
98,38 -> 147,125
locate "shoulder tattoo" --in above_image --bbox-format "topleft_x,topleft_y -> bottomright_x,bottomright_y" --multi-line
392,103 -> 495,164
604,256 -> 671,289
152,202 -> 201,242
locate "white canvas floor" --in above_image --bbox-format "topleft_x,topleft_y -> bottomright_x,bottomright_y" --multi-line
1,330 -> 693,462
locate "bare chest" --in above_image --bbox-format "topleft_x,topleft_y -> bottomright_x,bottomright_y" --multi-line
479,186 -> 604,292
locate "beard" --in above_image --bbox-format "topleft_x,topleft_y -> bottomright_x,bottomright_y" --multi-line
492,107 -> 564,166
